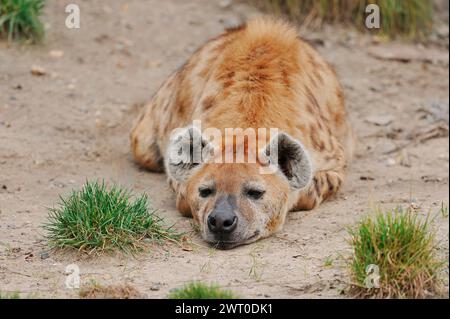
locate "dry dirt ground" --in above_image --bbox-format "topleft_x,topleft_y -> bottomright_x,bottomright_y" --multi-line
0,0 -> 449,299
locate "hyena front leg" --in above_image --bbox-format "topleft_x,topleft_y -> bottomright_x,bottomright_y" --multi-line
292,170 -> 344,211
130,102 -> 164,172
168,178 -> 192,217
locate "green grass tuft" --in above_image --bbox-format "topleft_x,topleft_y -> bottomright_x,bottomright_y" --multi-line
0,0 -> 46,42
168,282 -> 239,299
254,0 -> 434,39
44,180 -> 183,254
348,206 -> 444,298
439,202 -> 448,218
0,291 -> 20,299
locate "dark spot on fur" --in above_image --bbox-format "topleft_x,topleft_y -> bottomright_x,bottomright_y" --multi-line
317,120 -> 324,131
202,96 -> 215,111
223,79 -> 234,88
281,69 -> 290,86
313,176 -> 321,195
305,86 -> 321,114
326,174 -> 334,192
163,100 -> 170,111
310,128 -> 325,151
306,103 -> 315,114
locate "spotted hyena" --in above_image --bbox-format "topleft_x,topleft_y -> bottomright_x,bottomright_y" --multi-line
131,18 -> 354,249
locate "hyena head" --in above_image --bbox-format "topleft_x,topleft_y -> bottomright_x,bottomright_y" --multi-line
166,126 -> 313,249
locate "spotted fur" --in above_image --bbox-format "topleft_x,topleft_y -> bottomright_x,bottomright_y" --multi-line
131,18 -> 354,248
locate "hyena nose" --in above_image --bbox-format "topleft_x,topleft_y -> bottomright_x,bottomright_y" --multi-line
207,210 -> 238,234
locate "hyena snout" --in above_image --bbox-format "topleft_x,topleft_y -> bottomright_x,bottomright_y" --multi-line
207,196 -> 238,236
207,209 -> 238,235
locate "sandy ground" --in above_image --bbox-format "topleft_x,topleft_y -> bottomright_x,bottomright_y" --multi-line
0,0 -> 449,298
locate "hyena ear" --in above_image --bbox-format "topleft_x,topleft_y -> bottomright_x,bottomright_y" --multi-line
262,132 -> 313,189
166,126 -> 212,182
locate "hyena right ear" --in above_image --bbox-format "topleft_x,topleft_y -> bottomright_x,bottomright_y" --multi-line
262,132 -> 313,189
166,126 -> 213,183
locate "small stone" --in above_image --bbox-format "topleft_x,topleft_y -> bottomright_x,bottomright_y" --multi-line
365,114 -> 394,126
25,252 -> 34,261
369,85 -> 383,92
31,65 -> 47,76
146,60 -> 162,69
421,175 -> 443,183
40,251 -> 50,260
49,50 -> 64,58
34,159 -> 44,166
385,158 -> 396,166
219,0 -> 233,9
149,283 -> 162,291
420,101 -> 449,125
222,15 -> 243,29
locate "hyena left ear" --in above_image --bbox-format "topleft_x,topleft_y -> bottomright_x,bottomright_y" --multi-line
166,126 -> 213,183
262,132 -> 313,189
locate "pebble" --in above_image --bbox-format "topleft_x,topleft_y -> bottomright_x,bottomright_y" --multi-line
219,0 -> 233,8
30,65 -> 47,76
221,15 -> 243,29
365,114 -> 394,126
40,251 -> 50,260
49,50 -> 64,58
385,158 -> 396,166
150,283 -> 161,291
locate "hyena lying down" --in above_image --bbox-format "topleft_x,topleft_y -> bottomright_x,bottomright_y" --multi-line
131,18 -> 354,249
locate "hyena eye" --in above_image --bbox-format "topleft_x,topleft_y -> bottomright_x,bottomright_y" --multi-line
199,187 -> 215,198
245,189 -> 265,200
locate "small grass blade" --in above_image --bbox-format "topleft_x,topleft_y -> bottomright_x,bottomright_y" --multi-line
168,282 -> 239,299
0,0 -> 46,43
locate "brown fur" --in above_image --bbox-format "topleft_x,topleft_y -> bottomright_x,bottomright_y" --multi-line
131,18 -> 354,247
